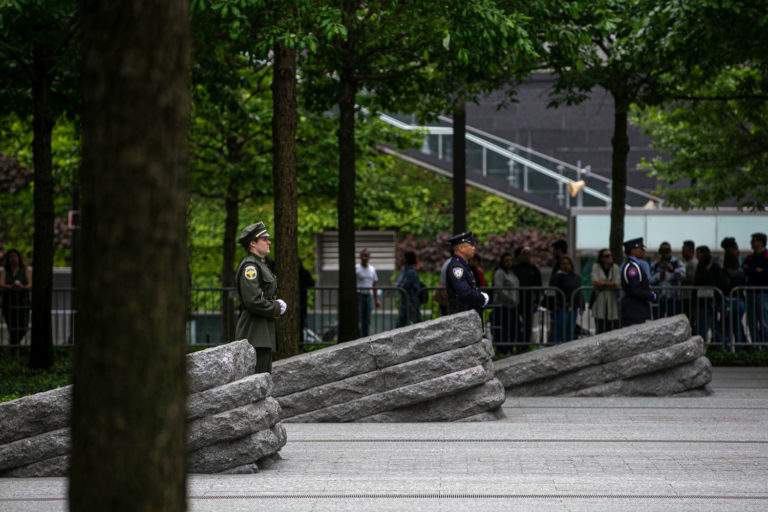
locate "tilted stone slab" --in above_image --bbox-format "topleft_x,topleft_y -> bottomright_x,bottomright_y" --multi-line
0,428 -> 70,472
283,364 -> 492,423
0,342 -> 259,447
494,315 -> 692,388
187,373 -> 272,420
187,340 -> 256,394
271,339 -> 379,397
0,385 -> 72,445
276,338 -> 493,419
187,397 -> 281,451
0,455 -> 69,478
188,424 -> 287,474
358,378 -> 506,422
367,311 -> 482,368
570,356 -> 713,397
272,311 -> 483,397
506,336 -> 706,396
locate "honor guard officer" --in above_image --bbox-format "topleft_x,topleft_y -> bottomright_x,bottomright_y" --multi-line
235,222 -> 287,373
620,237 -> 656,327
446,231 -> 490,316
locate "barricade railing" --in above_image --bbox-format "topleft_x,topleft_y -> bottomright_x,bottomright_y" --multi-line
2,285 -> 765,351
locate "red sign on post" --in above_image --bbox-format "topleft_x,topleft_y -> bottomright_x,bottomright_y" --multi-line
68,210 -> 80,229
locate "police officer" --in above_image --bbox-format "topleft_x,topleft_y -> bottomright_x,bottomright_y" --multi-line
620,237 -> 656,327
235,221 -> 287,373
446,231 -> 489,316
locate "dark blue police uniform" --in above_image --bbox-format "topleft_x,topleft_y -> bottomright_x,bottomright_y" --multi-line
620,238 -> 656,327
445,232 -> 487,315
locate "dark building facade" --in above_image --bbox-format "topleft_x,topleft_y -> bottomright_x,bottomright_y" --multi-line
465,74 -> 661,194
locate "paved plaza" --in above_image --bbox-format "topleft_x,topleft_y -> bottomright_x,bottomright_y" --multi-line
1,367 -> 767,511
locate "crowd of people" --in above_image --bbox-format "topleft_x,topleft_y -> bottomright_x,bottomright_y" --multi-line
379,231 -> 768,354
478,233 -> 768,352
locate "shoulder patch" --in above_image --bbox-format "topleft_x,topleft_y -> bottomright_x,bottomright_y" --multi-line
244,265 -> 258,280
452,267 -> 464,279
628,267 -> 638,277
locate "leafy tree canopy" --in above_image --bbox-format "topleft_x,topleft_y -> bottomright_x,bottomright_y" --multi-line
634,66 -> 768,210
632,0 -> 768,210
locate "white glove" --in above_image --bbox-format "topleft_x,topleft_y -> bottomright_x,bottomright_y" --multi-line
276,299 -> 287,316
481,292 -> 489,307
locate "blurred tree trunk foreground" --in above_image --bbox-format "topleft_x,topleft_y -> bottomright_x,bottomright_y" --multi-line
69,1 -> 191,511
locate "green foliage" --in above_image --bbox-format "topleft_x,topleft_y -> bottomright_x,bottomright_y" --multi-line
468,195 -> 565,240
629,0 -> 768,210
414,0 -> 544,117
0,348 -> 72,403
706,347 -> 768,367
633,68 -> 768,210
0,114 -> 79,264
189,151 -> 564,285
0,0 -> 80,120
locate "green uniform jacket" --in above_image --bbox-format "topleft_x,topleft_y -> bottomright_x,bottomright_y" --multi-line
235,253 -> 279,350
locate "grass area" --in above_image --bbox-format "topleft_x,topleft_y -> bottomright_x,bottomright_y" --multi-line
0,347 -> 73,403
705,346 -> 768,366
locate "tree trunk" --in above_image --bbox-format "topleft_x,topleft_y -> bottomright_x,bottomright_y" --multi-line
452,102 -> 467,235
609,94 -> 630,264
220,181 -> 238,342
29,42 -> 54,370
337,69 -> 359,342
272,42 -> 300,358
70,1 -> 191,511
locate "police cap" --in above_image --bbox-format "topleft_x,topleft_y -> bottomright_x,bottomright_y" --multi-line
623,237 -> 645,254
448,231 -> 474,246
237,222 -> 270,247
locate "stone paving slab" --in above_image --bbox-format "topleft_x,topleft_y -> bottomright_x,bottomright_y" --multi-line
0,367 -> 766,512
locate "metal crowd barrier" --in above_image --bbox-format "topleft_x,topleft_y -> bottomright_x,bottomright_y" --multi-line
482,285 -> 767,353
2,285 -> 766,351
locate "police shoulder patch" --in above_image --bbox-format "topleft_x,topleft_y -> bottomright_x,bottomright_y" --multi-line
244,265 -> 258,280
628,267 -> 638,277
452,267 -> 464,279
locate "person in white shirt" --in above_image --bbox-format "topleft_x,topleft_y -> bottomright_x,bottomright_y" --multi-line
355,249 -> 380,337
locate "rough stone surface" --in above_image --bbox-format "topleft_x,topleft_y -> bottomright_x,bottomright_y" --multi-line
272,311 -> 483,397
276,338 -> 493,419
187,373 -> 272,420
272,312 -> 501,423
495,315 -> 692,388
505,336 -> 706,396
367,315 -> 482,368
187,339 -> 256,393
570,356 -> 713,397
216,462 -> 260,474
188,424 -> 287,474
187,397 -> 282,451
283,364 -> 492,423
358,379 -> 507,422
0,455 -> 69,478
0,385 -> 71,445
1,341 -> 285,477
0,428 -> 70,472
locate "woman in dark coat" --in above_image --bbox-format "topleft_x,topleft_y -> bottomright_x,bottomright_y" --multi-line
693,246 -> 723,345
549,256 -> 582,342
1,249 -> 32,357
